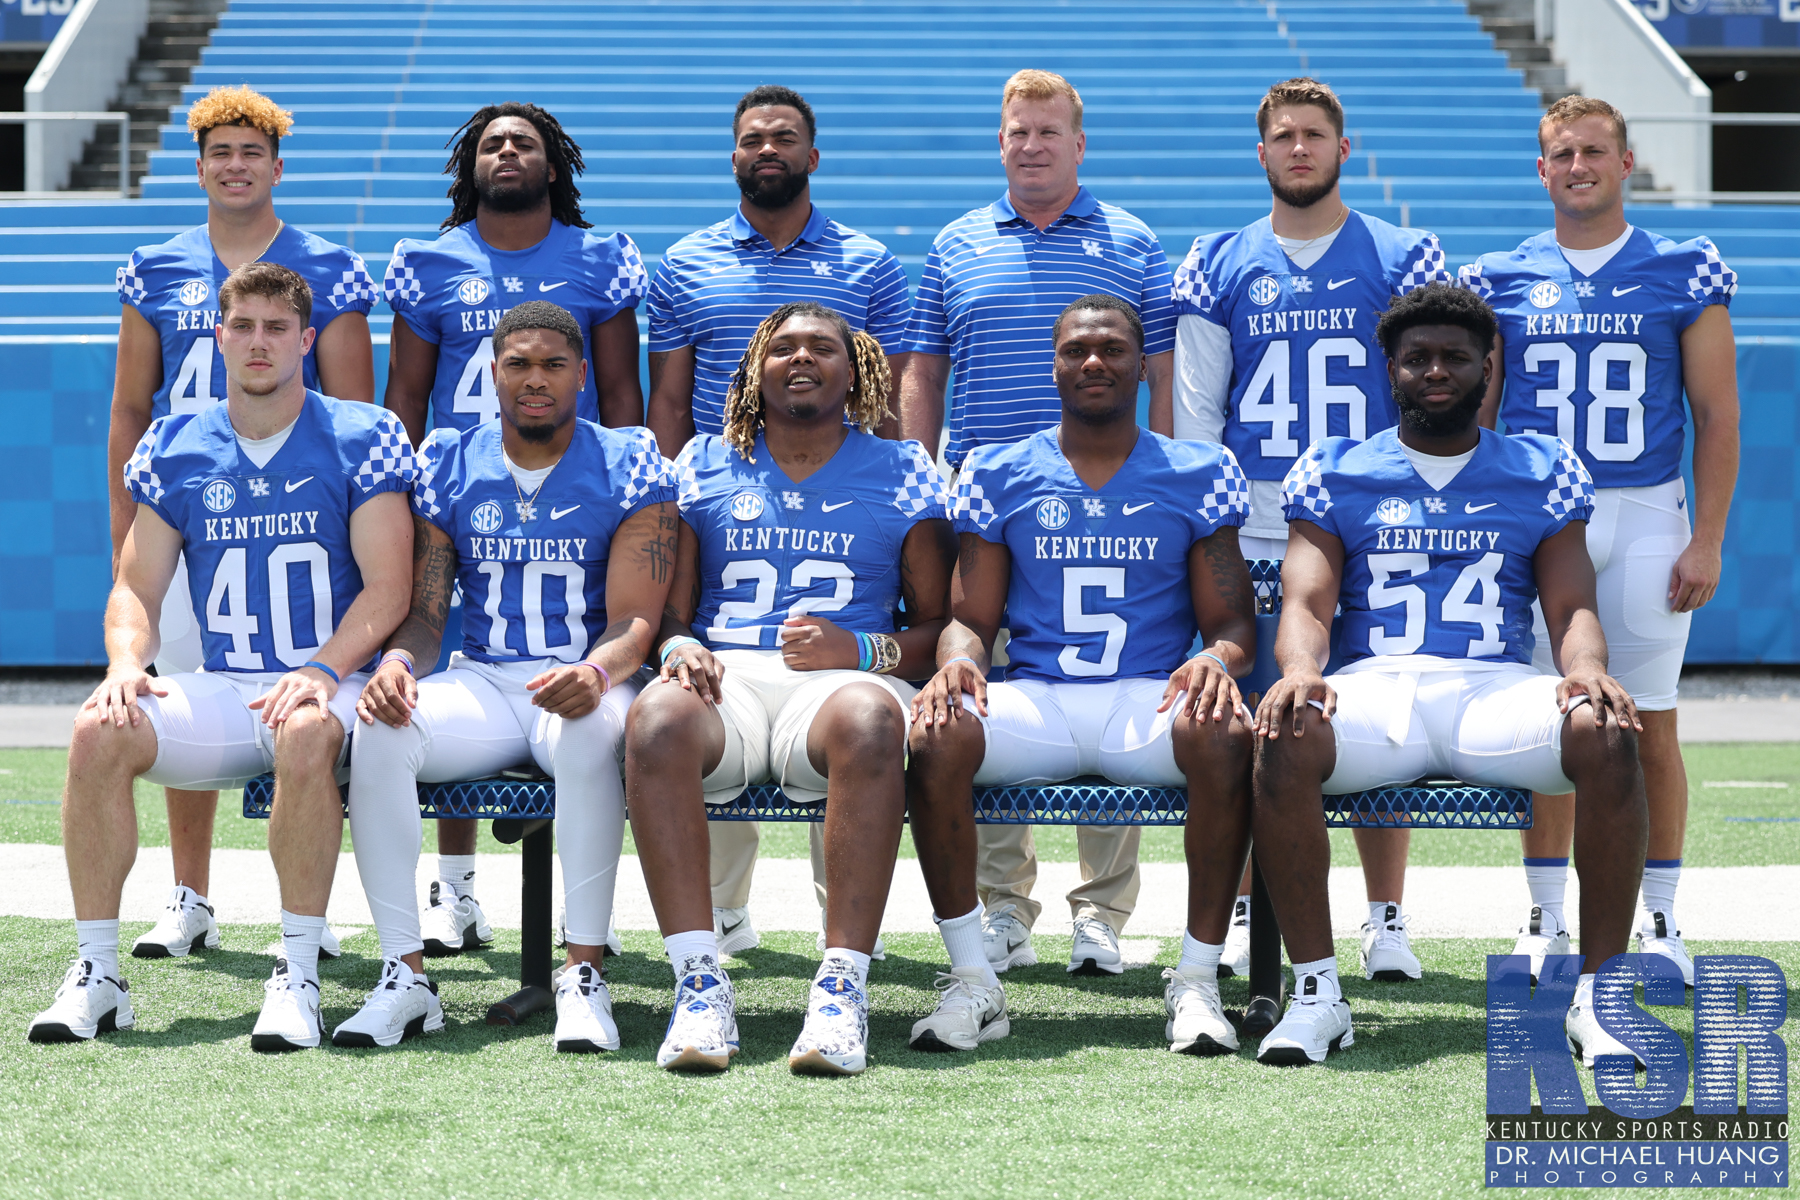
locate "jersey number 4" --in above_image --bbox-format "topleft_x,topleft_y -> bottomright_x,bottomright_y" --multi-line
206,544 -> 334,670
1366,552 -> 1506,658
1240,338 -> 1368,457
171,337 -> 219,414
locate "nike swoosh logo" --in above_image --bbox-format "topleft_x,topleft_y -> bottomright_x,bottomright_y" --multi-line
1121,501 -> 1154,515
1612,285 -> 1641,296
720,918 -> 746,938
539,281 -> 567,292
972,243 -> 994,256
284,476 -> 313,493
1327,278 -> 1354,290
1465,502 -> 1497,513
821,500 -> 853,512
550,505 -> 580,519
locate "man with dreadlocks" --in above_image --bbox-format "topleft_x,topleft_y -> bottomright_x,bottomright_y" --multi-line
382,102 -> 648,953
625,302 -> 955,1075
110,85 -> 377,963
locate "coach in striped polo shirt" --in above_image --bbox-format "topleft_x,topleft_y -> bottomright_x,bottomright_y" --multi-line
644,85 -> 913,454
643,85 -> 913,954
899,69 -> 1177,979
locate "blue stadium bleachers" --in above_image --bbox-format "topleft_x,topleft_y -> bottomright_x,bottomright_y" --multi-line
1,0 -> 1796,664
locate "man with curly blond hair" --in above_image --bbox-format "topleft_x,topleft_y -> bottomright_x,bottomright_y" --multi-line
109,85 -> 378,964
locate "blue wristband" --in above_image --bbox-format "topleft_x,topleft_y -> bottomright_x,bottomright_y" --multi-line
855,632 -> 874,672
659,636 -> 701,665
1194,651 -> 1230,675
301,660 -> 340,684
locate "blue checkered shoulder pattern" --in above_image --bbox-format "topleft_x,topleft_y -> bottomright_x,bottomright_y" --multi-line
1456,261 -> 1494,301
619,427 -> 673,510
1196,448 -> 1250,525
123,423 -> 167,505
383,249 -> 425,308
950,460 -> 999,533
353,411 -> 419,495
673,439 -> 704,510
1170,242 -> 1217,316
116,256 -> 148,306
1542,438 -> 1596,523
329,254 -> 379,311
1397,234 -> 1452,294
892,442 -> 949,519
602,237 -> 650,308
1685,237 -> 1738,306
410,427 -> 459,523
1282,442 -> 1333,522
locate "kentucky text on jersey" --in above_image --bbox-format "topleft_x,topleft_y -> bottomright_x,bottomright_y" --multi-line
464,537 -> 589,562
116,224 -> 377,419
722,527 -> 857,556
205,512 -> 322,541
1460,227 -> 1735,489
1032,536 -> 1160,560
1172,211 -> 1450,479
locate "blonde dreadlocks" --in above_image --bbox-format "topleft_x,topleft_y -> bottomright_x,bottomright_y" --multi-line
722,302 -> 892,461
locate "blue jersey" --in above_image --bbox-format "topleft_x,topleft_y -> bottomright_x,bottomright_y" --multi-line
117,224 -> 376,420
1282,428 -> 1595,667
952,429 -> 1249,683
1171,212 -> 1450,481
675,431 -> 949,650
123,393 -> 416,674
1460,228 -> 1735,488
413,421 -> 674,664
383,221 -> 648,433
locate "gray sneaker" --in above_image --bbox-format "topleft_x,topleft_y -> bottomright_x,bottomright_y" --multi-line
981,904 -> 1037,973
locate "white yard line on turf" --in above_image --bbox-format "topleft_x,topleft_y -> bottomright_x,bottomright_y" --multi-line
1,845 -> 1795,948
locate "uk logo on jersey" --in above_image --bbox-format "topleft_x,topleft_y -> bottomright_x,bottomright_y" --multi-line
1036,497 -> 1070,530
178,279 -> 209,306
1528,280 -> 1562,309
203,480 -> 236,513
783,491 -> 805,510
1082,498 -> 1108,518
247,477 -> 271,499
458,278 -> 490,306
1423,496 -> 1447,514
731,492 -> 765,521
1248,275 -> 1281,306
1572,281 -> 1596,299
502,277 -> 524,293
1375,496 -> 1412,525
470,500 -> 504,534
1292,276 -> 1313,293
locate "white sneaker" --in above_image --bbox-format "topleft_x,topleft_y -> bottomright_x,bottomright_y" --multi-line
1164,967 -> 1239,1056
657,955 -> 739,1072
789,958 -> 870,1076
421,882 -> 493,956
1360,903 -> 1423,981
1635,911 -> 1694,988
815,915 -> 886,961
1067,916 -> 1124,976
131,885 -> 219,958
330,957 -> 444,1049
555,909 -> 622,956
982,904 -> 1037,973
1219,898 -> 1251,979
1566,996 -> 1647,1071
1511,905 -> 1571,985
553,962 -> 619,1053
27,959 -> 135,1043
909,967 -> 1009,1052
250,960 -> 321,1052
713,905 -> 759,957
1256,972 -> 1354,1066
320,923 -> 342,959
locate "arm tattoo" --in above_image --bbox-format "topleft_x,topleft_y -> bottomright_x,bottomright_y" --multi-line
1202,534 -> 1253,621
956,533 -> 982,578
408,516 -> 454,637
642,504 -> 679,585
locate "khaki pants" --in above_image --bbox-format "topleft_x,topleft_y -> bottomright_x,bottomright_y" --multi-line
709,820 -> 829,911
977,823 -> 1141,932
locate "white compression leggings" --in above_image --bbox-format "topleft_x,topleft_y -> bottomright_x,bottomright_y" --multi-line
347,658 -> 637,959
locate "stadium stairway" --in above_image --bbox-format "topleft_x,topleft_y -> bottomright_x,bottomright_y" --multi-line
1,0 -> 1796,664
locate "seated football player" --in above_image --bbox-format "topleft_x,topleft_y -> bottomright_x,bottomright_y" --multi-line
1252,283 -> 1647,1067
342,301 -> 675,1052
906,294 -> 1257,1056
29,263 -> 414,1050
625,301 -> 954,1076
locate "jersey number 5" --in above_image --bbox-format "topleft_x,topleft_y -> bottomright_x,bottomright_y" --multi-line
1059,566 -> 1126,677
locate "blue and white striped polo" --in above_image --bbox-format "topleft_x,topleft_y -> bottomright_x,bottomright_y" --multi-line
903,186 -> 1177,467
645,205 -> 913,437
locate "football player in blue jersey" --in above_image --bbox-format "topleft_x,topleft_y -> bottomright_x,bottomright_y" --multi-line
1171,77 -> 1454,983
624,302 -> 955,1076
30,263 -> 415,1049
383,101 -> 650,946
1461,96 -> 1740,989
340,301 -> 676,1051
110,87 -> 378,963
1251,284 -> 1648,1068
905,295 -> 1257,1057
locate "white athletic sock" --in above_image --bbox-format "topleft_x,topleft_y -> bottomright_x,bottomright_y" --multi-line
664,929 -> 718,977
439,854 -> 477,901
821,947 -> 872,984
1290,954 -> 1340,1000
1641,860 -> 1681,931
1178,931 -> 1223,977
1523,857 -> 1569,931
936,904 -> 997,985
75,918 -> 120,981
280,910 -> 327,985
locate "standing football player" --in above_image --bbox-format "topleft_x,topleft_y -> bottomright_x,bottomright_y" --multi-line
626,302 -> 955,1075
906,295 -> 1257,1057
382,101 -> 649,950
31,263 -> 414,1049
1171,77 -> 1453,983
109,86 -> 377,962
1252,283 -> 1647,1068
1461,96 -> 1740,987
341,301 -> 675,1051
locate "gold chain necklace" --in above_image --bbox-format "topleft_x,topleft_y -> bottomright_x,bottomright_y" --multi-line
1277,205 -> 1349,254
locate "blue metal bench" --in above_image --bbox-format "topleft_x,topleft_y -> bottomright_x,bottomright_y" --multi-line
242,560 -> 1529,1036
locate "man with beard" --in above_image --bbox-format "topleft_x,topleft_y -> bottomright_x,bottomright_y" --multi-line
1170,77 -> 1452,982
644,86 -> 913,954
382,101 -> 648,958
1250,283 -> 1647,1069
